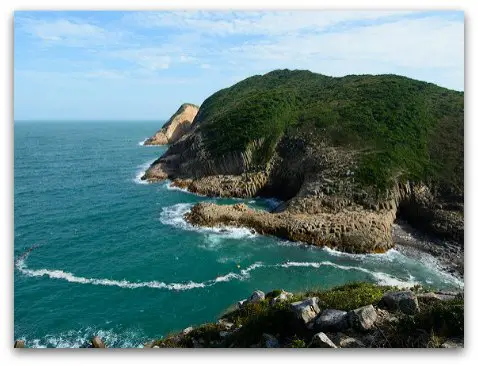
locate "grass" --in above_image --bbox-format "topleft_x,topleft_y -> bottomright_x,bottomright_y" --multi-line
194,69 -> 463,193
151,282 -> 464,348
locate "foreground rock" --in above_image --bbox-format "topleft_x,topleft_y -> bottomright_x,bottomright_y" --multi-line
146,284 -> 464,348
143,103 -> 199,146
308,332 -> 338,348
91,336 -> 106,348
14,340 -> 25,348
379,291 -> 420,315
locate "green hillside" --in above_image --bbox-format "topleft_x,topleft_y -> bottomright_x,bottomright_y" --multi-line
194,70 -> 463,193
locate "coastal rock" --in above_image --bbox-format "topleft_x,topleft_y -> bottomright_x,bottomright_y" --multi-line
308,332 -> 338,348
144,103 -> 199,146
14,340 -> 25,348
348,305 -> 378,331
332,332 -> 366,348
270,290 -> 293,306
440,338 -> 464,348
315,309 -> 349,332
249,290 -> 265,303
379,291 -> 420,315
290,297 -> 321,328
182,327 -> 193,335
262,333 -> 280,348
91,336 -> 106,348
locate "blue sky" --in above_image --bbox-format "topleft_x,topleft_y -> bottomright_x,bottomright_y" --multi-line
14,10 -> 464,120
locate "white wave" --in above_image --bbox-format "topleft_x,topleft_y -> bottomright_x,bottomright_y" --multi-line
132,160 -> 155,185
20,328 -> 145,348
138,138 -> 148,146
159,203 -> 257,240
278,260 -> 418,288
16,250 -> 265,291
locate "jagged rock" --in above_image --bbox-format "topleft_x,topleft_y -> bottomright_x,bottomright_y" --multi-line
144,103 -> 199,145
249,290 -> 265,303
143,342 -> 153,348
290,297 -> 321,328
315,309 -> 349,332
91,336 -> 106,348
217,319 -> 235,330
440,338 -> 464,348
153,345 -> 160,348
270,290 -> 293,306
308,332 -> 337,348
348,305 -> 378,331
14,340 -> 25,348
182,327 -> 193,335
262,333 -> 280,348
380,291 -> 420,314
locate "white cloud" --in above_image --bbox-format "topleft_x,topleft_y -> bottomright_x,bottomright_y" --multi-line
15,17 -> 121,47
111,48 -> 171,70
124,10 -> 415,36
200,63 -> 211,69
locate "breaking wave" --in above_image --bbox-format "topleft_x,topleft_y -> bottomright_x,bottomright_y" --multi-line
132,160 -> 155,185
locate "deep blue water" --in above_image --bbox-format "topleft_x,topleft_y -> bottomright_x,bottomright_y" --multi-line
14,121 -> 463,348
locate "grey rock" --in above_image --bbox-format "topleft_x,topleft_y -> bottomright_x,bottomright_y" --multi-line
308,332 -> 337,348
348,305 -> 378,331
315,309 -> 349,332
290,297 -> 321,328
271,290 -> 293,306
380,291 -> 420,314
237,299 -> 247,308
152,345 -> 160,348
249,290 -> 265,303
219,331 -> 230,338
217,319 -> 235,330
440,338 -> 464,348
262,333 -> 280,348
417,292 -> 456,302
182,326 -> 193,335
333,333 -> 365,348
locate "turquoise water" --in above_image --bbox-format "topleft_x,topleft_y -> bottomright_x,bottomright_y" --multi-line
14,121 -> 463,348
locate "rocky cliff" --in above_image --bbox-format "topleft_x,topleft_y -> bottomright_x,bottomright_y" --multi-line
144,103 -> 199,145
141,70 -> 464,253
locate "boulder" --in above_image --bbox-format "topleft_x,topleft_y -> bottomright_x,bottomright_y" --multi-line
237,299 -> 247,308
217,319 -> 235,330
440,338 -> 464,348
270,290 -> 293,306
14,340 -> 25,348
380,291 -> 420,314
332,333 -> 365,348
417,292 -> 457,302
308,332 -> 337,348
182,327 -> 193,335
348,305 -> 378,331
219,331 -> 230,338
315,309 -> 349,332
91,336 -> 106,348
249,290 -> 265,303
290,297 -> 321,328
262,333 -> 280,348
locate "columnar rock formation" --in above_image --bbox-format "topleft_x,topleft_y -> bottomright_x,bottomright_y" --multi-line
144,103 -> 199,145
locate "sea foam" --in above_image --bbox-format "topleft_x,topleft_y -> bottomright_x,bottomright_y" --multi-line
132,160 -> 155,185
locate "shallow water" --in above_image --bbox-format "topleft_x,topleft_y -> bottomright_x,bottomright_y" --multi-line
14,121 -> 463,348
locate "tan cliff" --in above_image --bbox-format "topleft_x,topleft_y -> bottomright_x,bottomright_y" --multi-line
144,103 -> 199,145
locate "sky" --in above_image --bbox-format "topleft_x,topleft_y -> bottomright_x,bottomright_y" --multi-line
13,10 -> 464,120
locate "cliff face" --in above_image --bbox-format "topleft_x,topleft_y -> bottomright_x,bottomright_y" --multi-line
142,70 -> 464,253
144,103 -> 199,145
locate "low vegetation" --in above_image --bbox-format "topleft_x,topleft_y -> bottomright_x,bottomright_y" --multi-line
194,69 -> 463,192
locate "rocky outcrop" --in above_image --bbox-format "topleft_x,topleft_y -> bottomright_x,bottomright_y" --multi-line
185,202 -> 395,253
144,103 -> 199,145
147,286 -> 464,348
140,72 -> 463,254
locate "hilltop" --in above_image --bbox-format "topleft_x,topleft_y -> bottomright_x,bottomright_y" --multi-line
142,69 -> 464,253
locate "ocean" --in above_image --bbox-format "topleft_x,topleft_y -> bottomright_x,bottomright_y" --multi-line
14,121 -> 463,348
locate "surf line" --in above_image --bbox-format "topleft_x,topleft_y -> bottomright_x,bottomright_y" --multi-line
15,246 -> 418,290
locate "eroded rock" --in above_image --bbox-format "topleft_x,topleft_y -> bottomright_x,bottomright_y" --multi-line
380,291 -> 420,314
308,332 -> 337,348
315,309 -> 349,332
290,297 -> 321,328
348,305 -> 378,331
